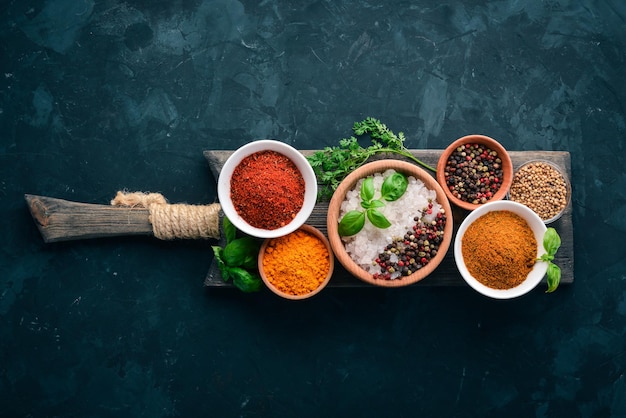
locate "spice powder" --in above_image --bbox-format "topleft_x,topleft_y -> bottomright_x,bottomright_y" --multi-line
262,229 -> 330,296
230,150 -> 305,230
461,210 -> 537,289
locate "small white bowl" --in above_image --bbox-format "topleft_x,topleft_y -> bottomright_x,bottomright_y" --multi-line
217,140 -> 317,239
454,200 -> 548,299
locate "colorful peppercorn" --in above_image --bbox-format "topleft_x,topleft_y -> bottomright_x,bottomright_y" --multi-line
443,143 -> 504,205
373,202 -> 447,280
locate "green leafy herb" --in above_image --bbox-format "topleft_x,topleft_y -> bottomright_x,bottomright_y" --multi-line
537,227 -> 562,293
338,210 -> 366,236
222,236 -> 258,267
307,117 -> 435,198
543,227 -> 561,257
367,208 -> 392,229
361,177 -> 375,201
229,267 -> 262,293
546,263 -> 561,293
337,172 -> 408,236
211,217 -> 262,293
381,172 -> 408,201
223,216 -> 237,244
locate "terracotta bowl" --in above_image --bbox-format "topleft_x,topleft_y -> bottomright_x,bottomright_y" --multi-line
217,140 -> 317,239
258,225 -> 334,300
436,134 -> 513,211
327,159 -> 453,287
454,200 -> 548,299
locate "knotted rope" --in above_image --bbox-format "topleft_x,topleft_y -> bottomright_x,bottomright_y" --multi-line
111,191 -> 221,240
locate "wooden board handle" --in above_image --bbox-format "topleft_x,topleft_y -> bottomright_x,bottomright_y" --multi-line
25,194 -> 153,243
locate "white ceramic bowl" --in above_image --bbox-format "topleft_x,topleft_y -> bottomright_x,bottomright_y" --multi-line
218,140 -> 317,239
454,200 -> 548,299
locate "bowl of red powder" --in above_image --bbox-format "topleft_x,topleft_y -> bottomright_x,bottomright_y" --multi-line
218,140 -> 318,239
454,200 -> 549,299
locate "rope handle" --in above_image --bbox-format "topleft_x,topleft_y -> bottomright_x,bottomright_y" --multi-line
111,191 -> 221,240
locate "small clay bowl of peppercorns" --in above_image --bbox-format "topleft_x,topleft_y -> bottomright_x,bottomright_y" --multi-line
436,134 -> 514,211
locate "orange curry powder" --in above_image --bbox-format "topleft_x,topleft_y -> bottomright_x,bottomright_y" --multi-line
462,210 -> 537,289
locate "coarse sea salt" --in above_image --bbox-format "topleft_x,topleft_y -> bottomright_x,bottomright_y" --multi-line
340,169 -> 441,277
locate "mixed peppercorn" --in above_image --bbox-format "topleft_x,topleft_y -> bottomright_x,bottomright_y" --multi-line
373,201 -> 447,280
443,143 -> 504,205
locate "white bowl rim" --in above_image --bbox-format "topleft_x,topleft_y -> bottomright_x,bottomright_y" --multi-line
217,140 -> 317,239
454,200 -> 549,299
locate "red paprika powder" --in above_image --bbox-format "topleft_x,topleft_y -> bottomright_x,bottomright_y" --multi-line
230,150 -> 305,230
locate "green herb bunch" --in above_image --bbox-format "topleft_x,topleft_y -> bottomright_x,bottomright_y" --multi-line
307,117 -> 435,198
538,227 -> 562,293
338,172 -> 408,236
211,217 -> 262,293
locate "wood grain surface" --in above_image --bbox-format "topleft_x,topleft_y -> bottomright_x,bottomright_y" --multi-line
204,150 -> 574,288
24,194 -> 154,243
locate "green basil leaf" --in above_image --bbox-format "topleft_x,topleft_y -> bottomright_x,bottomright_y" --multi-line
543,228 -> 561,256
223,236 -> 259,267
338,210 -> 366,236
538,254 -> 552,262
228,267 -> 262,293
361,199 -> 385,210
211,246 -> 230,281
545,262 -> 561,293
360,177 -> 375,202
242,253 -> 258,270
367,208 -> 391,229
223,216 -> 237,244
380,172 -> 408,201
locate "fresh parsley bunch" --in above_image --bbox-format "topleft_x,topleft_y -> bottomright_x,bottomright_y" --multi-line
307,117 -> 435,199
211,217 -> 262,293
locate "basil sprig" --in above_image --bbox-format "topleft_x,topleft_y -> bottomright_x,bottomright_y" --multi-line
338,172 -> 408,236
537,227 -> 562,293
211,217 -> 262,292
381,172 -> 408,201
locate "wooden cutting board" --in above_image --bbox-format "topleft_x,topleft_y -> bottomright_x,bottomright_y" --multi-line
204,150 -> 574,288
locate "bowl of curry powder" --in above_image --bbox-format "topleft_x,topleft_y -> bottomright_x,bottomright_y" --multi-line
454,200 -> 548,299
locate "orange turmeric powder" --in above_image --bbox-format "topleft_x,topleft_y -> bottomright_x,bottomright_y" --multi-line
262,229 -> 330,296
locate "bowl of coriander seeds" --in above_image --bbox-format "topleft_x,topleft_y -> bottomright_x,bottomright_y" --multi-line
508,160 -> 571,224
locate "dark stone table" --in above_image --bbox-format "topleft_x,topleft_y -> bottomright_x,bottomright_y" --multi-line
1,1 -> 625,417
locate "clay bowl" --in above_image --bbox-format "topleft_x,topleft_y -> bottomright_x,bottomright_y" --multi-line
258,225 -> 334,300
436,134 -> 513,211
327,159 -> 453,287
454,200 -> 548,299
217,140 -> 317,239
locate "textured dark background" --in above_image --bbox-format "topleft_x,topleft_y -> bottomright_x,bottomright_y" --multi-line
1,1 -> 625,417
